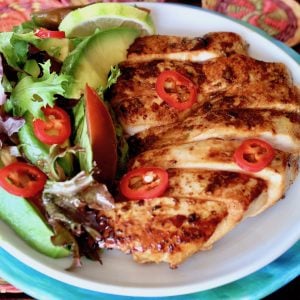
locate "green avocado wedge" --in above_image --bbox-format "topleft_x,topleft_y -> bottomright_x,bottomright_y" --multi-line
61,27 -> 139,99
0,188 -> 69,258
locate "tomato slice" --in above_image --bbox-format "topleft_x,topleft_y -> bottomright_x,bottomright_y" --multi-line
35,28 -> 65,39
33,106 -> 71,145
233,139 -> 275,172
85,84 -> 117,186
0,162 -> 47,198
156,70 -> 197,110
119,167 -> 169,200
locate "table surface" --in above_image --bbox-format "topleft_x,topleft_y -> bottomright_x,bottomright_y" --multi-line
0,0 -> 299,298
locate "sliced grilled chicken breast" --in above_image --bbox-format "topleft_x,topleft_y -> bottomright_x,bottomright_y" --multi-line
106,32 -> 300,269
127,32 -> 248,63
110,54 -> 296,135
99,169 -> 267,267
130,139 -> 299,215
98,158 -> 291,267
129,109 -> 300,154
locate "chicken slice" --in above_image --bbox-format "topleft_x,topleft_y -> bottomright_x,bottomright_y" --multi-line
111,197 -> 229,268
130,139 -> 299,215
129,109 -> 300,155
206,83 -> 300,113
127,32 -> 248,63
110,55 -> 296,135
164,169 -> 267,220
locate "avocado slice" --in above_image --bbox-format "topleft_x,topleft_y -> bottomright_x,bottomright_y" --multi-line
61,27 -> 139,99
18,113 -> 73,177
0,188 -> 69,258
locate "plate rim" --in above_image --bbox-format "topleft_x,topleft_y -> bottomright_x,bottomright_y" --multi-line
0,241 -> 299,299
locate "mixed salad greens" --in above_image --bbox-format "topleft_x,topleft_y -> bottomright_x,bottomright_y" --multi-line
0,3 -> 154,269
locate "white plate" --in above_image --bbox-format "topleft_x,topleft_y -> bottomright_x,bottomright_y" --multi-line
0,2 -> 300,298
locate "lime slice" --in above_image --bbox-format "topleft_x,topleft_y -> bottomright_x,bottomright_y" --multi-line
59,3 -> 155,38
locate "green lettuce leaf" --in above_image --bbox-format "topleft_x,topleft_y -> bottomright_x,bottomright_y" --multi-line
97,65 -> 121,98
13,20 -> 37,34
73,99 -> 93,173
48,144 -> 83,181
9,60 -> 70,118
42,171 -> 115,269
0,31 -> 37,69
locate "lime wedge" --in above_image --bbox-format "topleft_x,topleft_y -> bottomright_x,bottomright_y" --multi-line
59,3 -> 155,38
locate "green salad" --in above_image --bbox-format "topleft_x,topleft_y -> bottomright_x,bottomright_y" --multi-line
0,2 -> 154,269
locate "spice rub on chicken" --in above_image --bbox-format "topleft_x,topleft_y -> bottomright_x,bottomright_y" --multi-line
129,109 -> 300,155
110,197 -> 231,268
104,32 -> 300,268
130,139 -> 298,214
110,54 -> 298,136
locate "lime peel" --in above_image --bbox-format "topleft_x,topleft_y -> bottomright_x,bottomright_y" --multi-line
59,3 -> 155,38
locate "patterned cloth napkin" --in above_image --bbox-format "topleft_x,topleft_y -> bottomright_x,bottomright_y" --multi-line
0,0 -> 164,31
0,278 -> 22,293
202,0 -> 300,46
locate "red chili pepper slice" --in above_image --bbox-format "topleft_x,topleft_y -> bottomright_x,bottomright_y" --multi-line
156,70 -> 197,110
119,167 -> 169,200
0,162 -> 47,198
33,106 -> 71,145
35,28 -> 65,39
233,139 -> 275,172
